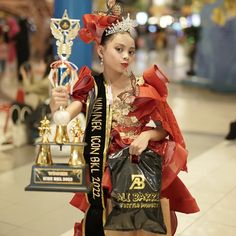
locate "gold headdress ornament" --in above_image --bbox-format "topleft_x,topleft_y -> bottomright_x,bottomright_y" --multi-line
105,13 -> 138,36
104,0 -> 138,36
79,0 -> 138,44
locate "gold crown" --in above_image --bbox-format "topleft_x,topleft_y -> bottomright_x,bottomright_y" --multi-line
105,14 -> 138,36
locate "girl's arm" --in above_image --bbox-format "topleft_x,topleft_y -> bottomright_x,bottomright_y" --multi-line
129,128 -> 168,156
66,100 -> 83,120
50,86 -> 83,119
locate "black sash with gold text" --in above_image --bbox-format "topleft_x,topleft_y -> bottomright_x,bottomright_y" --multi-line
83,74 -> 111,236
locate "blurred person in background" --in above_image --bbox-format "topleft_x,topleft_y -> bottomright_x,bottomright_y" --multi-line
165,24 -> 178,66
20,50 -> 51,109
0,19 -> 8,77
225,120 -> 236,140
184,26 -> 200,76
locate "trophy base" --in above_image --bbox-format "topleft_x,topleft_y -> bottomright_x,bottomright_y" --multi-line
25,163 -> 91,193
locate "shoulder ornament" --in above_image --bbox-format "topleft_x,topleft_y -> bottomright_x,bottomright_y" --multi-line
136,76 -> 145,86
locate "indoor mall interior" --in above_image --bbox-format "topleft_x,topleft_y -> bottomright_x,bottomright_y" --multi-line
0,0 -> 236,236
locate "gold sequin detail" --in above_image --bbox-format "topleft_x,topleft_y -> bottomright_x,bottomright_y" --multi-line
112,98 -> 139,127
112,74 -> 141,130
119,130 -> 138,140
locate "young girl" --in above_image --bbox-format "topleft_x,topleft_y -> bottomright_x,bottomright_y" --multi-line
50,6 -> 199,236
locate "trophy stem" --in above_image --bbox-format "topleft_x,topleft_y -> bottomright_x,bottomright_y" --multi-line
54,125 -> 70,144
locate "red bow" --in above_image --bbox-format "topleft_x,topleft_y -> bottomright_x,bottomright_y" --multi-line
79,14 -> 118,44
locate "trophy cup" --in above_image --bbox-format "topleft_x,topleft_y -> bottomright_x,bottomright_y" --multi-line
25,10 -> 90,193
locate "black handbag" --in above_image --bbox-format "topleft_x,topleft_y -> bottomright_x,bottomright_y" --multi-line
104,147 -> 167,234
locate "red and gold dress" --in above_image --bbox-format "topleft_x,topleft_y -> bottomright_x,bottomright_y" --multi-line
70,65 -> 199,234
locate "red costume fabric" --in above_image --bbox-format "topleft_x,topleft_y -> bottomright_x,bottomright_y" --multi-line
70,65 -> 200,217
72,65 -> 94,104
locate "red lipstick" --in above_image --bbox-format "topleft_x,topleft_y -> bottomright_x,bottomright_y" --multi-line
121,63 -> 129,68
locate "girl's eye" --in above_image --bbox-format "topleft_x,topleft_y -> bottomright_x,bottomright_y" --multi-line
116,47 -> 123,52
129,50 -> 136,56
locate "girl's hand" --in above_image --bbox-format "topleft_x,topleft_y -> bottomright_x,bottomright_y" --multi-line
129,129 -> 168,156
50,86 -> 69,114
129,132 -> 150,156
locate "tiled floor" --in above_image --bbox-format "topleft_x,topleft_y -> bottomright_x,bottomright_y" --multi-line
1,46 -> 236,235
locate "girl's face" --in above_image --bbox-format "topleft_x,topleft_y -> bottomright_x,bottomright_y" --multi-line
98,32 -> 136,74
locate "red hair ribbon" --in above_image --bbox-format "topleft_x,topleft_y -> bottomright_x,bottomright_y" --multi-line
79,14 -> 118,44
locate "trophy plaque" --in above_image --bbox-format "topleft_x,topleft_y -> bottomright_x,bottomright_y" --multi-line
25,10 -> 91,193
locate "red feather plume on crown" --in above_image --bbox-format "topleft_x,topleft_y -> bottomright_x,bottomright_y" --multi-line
78,14 -> 119,44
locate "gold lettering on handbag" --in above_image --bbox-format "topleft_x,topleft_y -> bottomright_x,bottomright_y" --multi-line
129,175 -> 145,190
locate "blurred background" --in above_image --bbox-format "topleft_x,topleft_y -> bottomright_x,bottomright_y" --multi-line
1,0 -> 236,103
0,1 -> 236,236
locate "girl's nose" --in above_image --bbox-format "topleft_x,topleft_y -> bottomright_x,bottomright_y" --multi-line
123,53 -> 129,60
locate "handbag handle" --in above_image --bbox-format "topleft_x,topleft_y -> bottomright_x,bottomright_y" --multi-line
129,154 -> 140,164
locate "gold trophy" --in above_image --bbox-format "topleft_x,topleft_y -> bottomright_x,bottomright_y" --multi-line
68,118 -> 85,166
35,117 -> 53,166
48,9 -> 80,144
25,115 -> 89,192
25,10 -> 90,193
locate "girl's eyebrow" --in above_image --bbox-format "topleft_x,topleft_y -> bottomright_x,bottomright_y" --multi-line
114,43 -> 136,49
